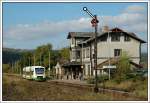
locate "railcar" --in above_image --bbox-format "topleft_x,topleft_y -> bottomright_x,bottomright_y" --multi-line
22,66 -> 46,81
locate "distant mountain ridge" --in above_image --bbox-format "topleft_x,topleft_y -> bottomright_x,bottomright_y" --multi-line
2,48 -> 33,64
3,47 -> 33,52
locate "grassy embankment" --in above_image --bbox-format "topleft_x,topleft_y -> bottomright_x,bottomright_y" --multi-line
2,73 -> 144,101
96,77 -> 148,99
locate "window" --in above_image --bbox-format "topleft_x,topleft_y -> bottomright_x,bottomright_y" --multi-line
86,48 -> 90,58
91,66 -> 93,76
24,71 -> 33,75
111,33 -> 120,41
83,49 -> 86,59
35,68 -> 44,74
88,65 -> 90,76
114,49 -> 122,57
124,35 -> 130,41
76,50 -> 80,59
100,34 -> 107,41
83,65 -> 86,75
71,38 -> 75,45
72,51 -> 76,59
76,39 -> 81,44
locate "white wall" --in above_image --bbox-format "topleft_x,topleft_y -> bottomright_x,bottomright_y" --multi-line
69,34 -> 141,77
97,37 -> 140,64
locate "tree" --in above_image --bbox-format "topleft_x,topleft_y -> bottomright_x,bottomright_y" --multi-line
59,47 -> 70,63
34,43 -> 53,68
115,51 -> 131,83
3,43 -> 66,74
50,50 -> 61,67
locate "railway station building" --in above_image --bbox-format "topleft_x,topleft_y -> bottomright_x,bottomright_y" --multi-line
57,26 -> 146,80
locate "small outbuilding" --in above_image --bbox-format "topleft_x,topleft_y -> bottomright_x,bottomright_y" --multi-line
55,62 -> 64,79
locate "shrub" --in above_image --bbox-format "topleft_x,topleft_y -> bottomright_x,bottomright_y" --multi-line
115,52 -> 131,83
97,75 -> 109,83
126,72 -> 147,82
87,75 -> 109,84
86,76 -> 95,84
46,76 -> 53,80
3,64 -> 13,73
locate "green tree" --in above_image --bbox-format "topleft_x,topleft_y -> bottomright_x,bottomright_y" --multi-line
115,51 -> 131,83
50,50 -> 61,67
34,43 -> 52,68
59,47 -> 70,63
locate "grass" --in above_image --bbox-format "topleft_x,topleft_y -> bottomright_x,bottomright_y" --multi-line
2,73 -> 147,101
101,80 -> 133,91
132,78 -> 148,98
2,76 -> 108,101
99,78 -> 148,98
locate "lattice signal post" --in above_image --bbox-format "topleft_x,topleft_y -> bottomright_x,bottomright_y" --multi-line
83,7 -> 99,93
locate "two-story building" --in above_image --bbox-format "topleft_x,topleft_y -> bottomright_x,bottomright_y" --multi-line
62,26 -> 146,80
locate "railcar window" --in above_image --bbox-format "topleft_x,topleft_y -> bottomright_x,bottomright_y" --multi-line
35,68 -> 44,74
25,71 -> 32,75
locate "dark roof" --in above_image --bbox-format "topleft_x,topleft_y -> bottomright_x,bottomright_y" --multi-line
109,27 -> 124,32
126,32 -> 146,43
79,27 -> 146,44
67,32 -> 93,39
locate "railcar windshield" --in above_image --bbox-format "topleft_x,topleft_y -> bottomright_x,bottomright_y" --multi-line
35,68 -> 44,74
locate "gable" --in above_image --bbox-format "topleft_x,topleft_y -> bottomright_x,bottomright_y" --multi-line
110,27 -> 124,32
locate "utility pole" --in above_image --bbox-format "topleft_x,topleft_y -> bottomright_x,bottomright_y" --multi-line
29,57 -> 30,66
34,54 -> 35,66
49,51 -> 51,77
83,7 -> 99,93
16,61 -> 18,74
81,43 -> 84,75
12,62 -> 13,73
14,61 -> 16,73
108,31 -> 111,80
19,60 -> 21,75
40,53 -> 41,66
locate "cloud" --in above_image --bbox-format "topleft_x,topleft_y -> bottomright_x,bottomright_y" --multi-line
3,17 -> 91,41
3,4 -> 147,51
123,5 -> 146,13
101,13 -> 147,33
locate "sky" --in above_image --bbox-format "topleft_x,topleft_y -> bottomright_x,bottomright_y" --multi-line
2,2 -> 148,52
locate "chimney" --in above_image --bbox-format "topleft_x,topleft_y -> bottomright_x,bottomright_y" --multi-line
102,26 -> 109,33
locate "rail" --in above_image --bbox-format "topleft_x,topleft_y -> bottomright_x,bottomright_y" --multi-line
48,80 -> 147,100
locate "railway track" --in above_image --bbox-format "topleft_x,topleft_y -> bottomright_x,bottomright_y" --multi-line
3,73 -> 147,100
47,80 -> 147,100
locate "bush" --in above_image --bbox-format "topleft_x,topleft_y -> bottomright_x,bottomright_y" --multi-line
86,77 -> 95,84
126,73 -> 136,79
97,75 -> 109,82
115,52 -> 131,83
3,64 -> 11,73
87,75 -> 109,84
46,76 -> 53,80
126,72 -> 147,82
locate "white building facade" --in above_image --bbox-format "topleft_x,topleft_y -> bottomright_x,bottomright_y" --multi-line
66,27 -> 146,78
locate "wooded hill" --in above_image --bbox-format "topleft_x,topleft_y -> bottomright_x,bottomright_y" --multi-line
2,44 -> 70,73
2,48 -> 33,64
2,44 -> 147,73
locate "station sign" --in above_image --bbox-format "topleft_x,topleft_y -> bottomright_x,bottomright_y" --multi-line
103,65 -> 116,69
